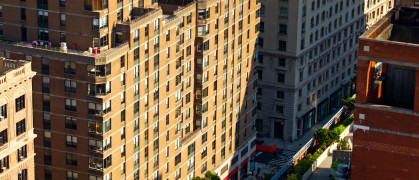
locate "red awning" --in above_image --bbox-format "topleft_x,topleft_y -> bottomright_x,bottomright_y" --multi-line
240,158 -> 248,167
223,167 -> 238,180
250,151 -> 256,158
256,144 -> 277,152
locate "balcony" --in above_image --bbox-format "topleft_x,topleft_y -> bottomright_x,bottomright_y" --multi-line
88,83 -> 110,97
88,109 -> 105,117
89,162 -> 103,172
181,129 -> 200,146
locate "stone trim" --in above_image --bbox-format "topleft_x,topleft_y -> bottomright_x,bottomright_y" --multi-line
355,103 -> 419,117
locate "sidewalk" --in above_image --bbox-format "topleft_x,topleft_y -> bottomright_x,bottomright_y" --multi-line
262,112 -> 342,152
308,151 -> 333,180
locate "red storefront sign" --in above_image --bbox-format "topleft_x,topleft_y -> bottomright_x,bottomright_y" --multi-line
240,158 -> 248,167
223,167 -> 238,180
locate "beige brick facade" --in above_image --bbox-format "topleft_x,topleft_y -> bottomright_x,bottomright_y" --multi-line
0,0 -> 260,179
0,58 -> 36,180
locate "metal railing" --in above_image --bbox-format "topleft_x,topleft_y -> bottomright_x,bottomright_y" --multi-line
0,39 -> 87,55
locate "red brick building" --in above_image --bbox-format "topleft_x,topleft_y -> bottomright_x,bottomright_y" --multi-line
352,6 -> 419,179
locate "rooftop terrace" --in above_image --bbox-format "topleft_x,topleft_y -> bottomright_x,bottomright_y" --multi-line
0,39 -> 129,65
370,7 -> 419,44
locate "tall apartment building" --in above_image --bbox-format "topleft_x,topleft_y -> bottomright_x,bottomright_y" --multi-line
255,0 -> 365,140
352,6 -> 419,179
0,58 -> 36,180
0,0 -> 260,179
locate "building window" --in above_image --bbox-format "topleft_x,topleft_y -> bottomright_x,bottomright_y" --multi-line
88,139 -> 102,153
186,13 -> 193,24
66,171 -> 77,180
103,137 -> 111,151
41,57 -> 49,74
175,153 -> 181,166
278,41 -> 287,51
202,132 -> 207,144
198,9 -> 210,20
18,169 -> 27,180
103,155 -> 112,169
64,80 -> 76,93
277,91 -> 284,99
279,24 -> 287,34
64,61 -> 76,74
66,153 -> 77,166
42,77 -> 50,93
59,0 -> 66,7
66,135 -> 77,148
93,35 -> 108,47
103,119 -> 111,133
16,119 -> 26,136
92,15 -> 108,30
279,8 -> 288,17
121,92 -> 125,104
117,9 -> 122,22
278,58 -> 286,67
17,145 -> 27,162
65,99 -> 76,112
0,104 -> 6,119
120,55 -> 125,67
0,156 -> 9,173
20,8 -> 26,20
65,117 -> 77,130
15,95 -> 25,112
275,105 -> 284,114
60,13 -> 66,26
87,82 -> 111,96
38,10 -> 48,27
38,29 -> 49,41
88,157 -> 103,171
277,73 -> 285,83
0,129 -> 6,146
257,70 -> 262,79
44,131 -> 51,147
